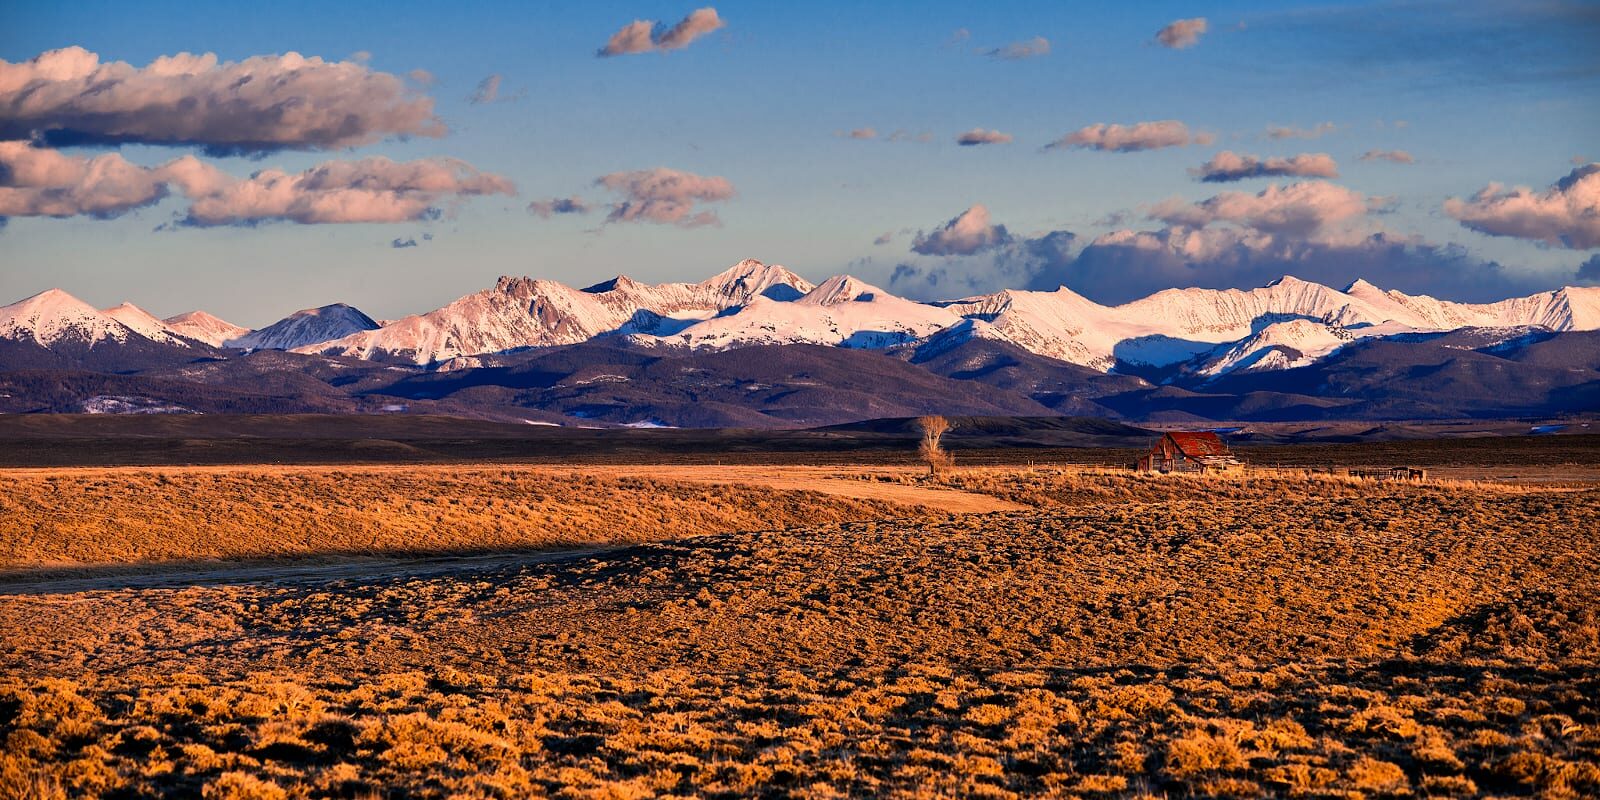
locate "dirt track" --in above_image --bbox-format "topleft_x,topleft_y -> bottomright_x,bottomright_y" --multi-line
556,464 -> 1030,514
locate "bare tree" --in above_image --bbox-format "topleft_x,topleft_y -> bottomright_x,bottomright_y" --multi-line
916,416 -> 953,478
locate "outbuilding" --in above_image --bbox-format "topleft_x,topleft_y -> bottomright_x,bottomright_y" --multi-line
1135,431 -> 1244,474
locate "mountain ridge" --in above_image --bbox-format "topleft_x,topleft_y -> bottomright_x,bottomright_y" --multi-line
4,265 -> 1597,427
10,263 -> 1595,374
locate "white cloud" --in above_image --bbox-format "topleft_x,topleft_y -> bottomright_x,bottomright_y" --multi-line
1192,151 -> 1339,182
1046,121 -> 1211,152
911,204 -> 1012,255
598,8 -> 724,57
594,167 -> 735,227
955,128 -> 1014,146
0,46 -> 442,154
1156,18 -> 1208,49
1445,163 -> 1600,249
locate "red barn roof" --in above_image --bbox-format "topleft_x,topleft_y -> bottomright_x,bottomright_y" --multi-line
1164,431 -> 1231,458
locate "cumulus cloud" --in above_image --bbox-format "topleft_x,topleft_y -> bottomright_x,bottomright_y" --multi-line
0,46 -> 443,154
0,140 -> 196,219
1444,163 -> 1600,249
874,231 -> 895,245
1148,181 -> 1382,238
528,196 -> 591,218
1156,18 -> 1209,49
1062,228 -> 1533,303
891,183 -> 1542,303
391,237 -> 419,248
598,8 -> 724,57
955,128 -> 1014,146
911,204 -> 1013,256
181,156 -> 515,226
469,74 -> 501,105
1045,120 -> 1212,153
0,142 -> 512,227
891,207 -> 1076,298
838,128 -> 877,140
594,167 -> 734,227
1051,181 -> 1536,302
1360,149 -> 1415,164
1191,151 -> 1339,182
985,36 -> 1051,60
1266,122 -> 1336,140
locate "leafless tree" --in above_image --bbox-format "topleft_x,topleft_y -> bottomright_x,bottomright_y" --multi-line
917,416 -> 953,478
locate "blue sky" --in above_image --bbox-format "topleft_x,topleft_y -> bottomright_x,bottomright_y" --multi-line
2,0 -> 1597,325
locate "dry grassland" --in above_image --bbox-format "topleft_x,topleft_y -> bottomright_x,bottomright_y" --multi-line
0,467 -> 936,569
1,467 -> 1597,798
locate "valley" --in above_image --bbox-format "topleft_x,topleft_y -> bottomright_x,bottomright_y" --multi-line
1,449 -> 1596,798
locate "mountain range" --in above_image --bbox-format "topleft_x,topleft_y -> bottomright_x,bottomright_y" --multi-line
2,259 -> 1597,427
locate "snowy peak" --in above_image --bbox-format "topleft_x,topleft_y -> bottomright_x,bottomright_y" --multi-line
163,311 -> 250,347
0,288 -> 133,346
798,275 -> 883,306
662,274 -> 959,351
234,303 -> 379,351
700,259 -> 815,303
103,303 -> 190,347
14,268 -> 1600,380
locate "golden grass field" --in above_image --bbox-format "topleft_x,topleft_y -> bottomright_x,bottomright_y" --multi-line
1,463 -> 1597,798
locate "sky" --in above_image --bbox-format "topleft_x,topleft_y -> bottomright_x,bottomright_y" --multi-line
2,0 -> 1597,326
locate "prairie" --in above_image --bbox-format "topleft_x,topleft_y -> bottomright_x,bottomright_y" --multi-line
0,466 -> 958,570
1,461 -> 1597,798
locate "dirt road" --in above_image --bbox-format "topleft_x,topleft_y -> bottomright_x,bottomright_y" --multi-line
553,465 -> 1029,514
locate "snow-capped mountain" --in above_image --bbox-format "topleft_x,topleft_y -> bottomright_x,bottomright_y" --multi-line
102,303 -> 192,347
299,265 -> 1600,370
4,273 -> 1598,425
1,289 -> 139,347
233,304 -> 379,351
1191,319 -> 1354,378
941,276 -> 1600,371
9,268 -> 1600,382
0,289 -> 217,371
163,311 -> 250,347
304,259 -> 817,365
653,275 -> 962,351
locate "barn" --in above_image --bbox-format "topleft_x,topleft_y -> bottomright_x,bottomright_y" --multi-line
1135,431 -> 1244,474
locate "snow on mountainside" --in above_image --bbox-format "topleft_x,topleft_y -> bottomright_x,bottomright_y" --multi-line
942,277 -> 1600,371
305,268 -> 1600,370
1343,280 -> 1600,331
11,269 -> 1600,380
653,275 -> 960,350
304,260 -> 818,365
233,304 -> 379,351
1192,319 -> 1353,378
0,289 -> 136,346
102,303 -> 191,347
163,311 -> 250,347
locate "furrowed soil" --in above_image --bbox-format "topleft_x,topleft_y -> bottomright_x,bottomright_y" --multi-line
1,465 -> 1597,799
